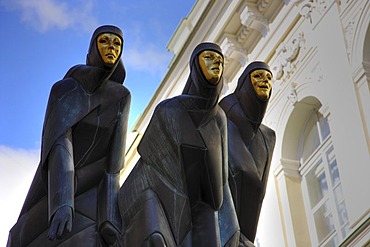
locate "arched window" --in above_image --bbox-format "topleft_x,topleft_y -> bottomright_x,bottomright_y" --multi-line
300,111 -> 349,246
300,111 -> 330,163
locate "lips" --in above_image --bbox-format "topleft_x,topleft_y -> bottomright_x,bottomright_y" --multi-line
258,83 -> 270,89
106,53 -> 116,58
211,66 -> 221,71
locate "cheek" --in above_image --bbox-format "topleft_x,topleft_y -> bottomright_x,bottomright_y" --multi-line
252,82 -> 258,88
205,61 -> 213,69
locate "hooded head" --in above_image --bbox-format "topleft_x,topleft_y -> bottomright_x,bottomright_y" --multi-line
87,25 -> 123,67
86,25 -> 126,84
179,42 -> 224,127
63,25 -> 126,94
235,61 -> 273,124
182,42 -> 224,102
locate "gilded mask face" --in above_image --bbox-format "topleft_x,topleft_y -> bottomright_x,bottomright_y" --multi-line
198,50 -> 223,84
250,69 -> 273,101
97,33 -> 122,64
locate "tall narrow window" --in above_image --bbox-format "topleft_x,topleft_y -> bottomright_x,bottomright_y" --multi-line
300,111 -> 349,247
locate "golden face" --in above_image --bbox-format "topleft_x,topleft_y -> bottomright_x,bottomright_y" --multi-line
250,69 -> 273,101
97,33 -> 122,64
198,50 -> 223,84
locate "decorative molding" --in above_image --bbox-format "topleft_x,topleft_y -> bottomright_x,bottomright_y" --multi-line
274,158 -> 301,178
272,32 -> 305,80
318,103 -> 330,119
257,0 -> 272,12
220,34 -> 248,67
363,60 -> 370,82
293,0 -> 330,24
337,0 -> 351,14
239,5 -> 269,37
351,63 -> 366,84
344,19 -> 355,61
288,82 -> 298,106
237,26 -> 251,44
341,212 -> 370,246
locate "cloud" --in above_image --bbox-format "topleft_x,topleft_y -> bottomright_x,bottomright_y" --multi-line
123,22 -> 173,76
0,146 -> 39,247
124,44 -> 171,76
1,0 -> 98,32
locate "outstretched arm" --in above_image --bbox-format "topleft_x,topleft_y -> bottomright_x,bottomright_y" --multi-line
99,93 -> 131,245
47,128 -> 74,240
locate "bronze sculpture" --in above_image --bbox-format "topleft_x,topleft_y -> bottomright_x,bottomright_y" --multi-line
7,25 -> 130,247
118,42 -> 240,247
219,61 -> 276,247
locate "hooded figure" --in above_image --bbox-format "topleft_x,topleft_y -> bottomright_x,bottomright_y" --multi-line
118,42 -> 239,247
7,25 -> 131,247
219,61 -> 276,246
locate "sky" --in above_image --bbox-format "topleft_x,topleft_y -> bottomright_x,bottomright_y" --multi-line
0,0 -> 195,245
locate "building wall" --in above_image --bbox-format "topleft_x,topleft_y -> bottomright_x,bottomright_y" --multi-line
122,0 -> 370,246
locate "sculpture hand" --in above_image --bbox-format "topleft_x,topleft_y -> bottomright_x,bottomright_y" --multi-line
48,205 -> 73,241
99,221 -> 120,246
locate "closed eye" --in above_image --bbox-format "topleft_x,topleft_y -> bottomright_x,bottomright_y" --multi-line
99,38 -> 107,44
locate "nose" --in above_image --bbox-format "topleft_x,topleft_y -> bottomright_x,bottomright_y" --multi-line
260,73 -> 270,82
214,56 -> 222,64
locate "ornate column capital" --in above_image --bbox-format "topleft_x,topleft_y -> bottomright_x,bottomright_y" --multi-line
239,5 -> 269,37
220,34 -> 248,67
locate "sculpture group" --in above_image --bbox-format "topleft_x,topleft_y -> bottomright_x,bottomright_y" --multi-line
8,25 -> 275,247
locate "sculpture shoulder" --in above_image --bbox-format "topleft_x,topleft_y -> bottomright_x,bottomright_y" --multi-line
153,97 -> 184,118
50,77 -> 79,99
259,124 -> 276,148
106,81 -> 131,102
45,78 -> 81,112
219,94 -> 238,114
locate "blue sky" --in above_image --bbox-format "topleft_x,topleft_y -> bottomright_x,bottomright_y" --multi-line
0,0 -> 194,245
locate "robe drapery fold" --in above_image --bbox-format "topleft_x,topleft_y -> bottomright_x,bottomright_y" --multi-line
8,25 -> 130,247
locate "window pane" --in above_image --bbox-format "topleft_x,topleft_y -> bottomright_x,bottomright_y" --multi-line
334,189 -> 349,226
326,147 -> 339,186
329,160 -> 340,186
319,172 -> 329,197
306,161 -> 327,208
314,201 -> 335,242
322,235 -> 339,247
302,117 -> 320,162
341,223 -> 350,237
337,200 -> 349,227
318,114 -> 330,141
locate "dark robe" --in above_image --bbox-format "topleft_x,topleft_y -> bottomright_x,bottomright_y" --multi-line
7,25 -> 130,247
118,42 -> 239,247
219,61 -> 276,246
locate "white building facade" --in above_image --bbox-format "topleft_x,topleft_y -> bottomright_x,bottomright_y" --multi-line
122,0 -> 370,246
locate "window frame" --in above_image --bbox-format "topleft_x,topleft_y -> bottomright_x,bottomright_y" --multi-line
299,112 -> 349,246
